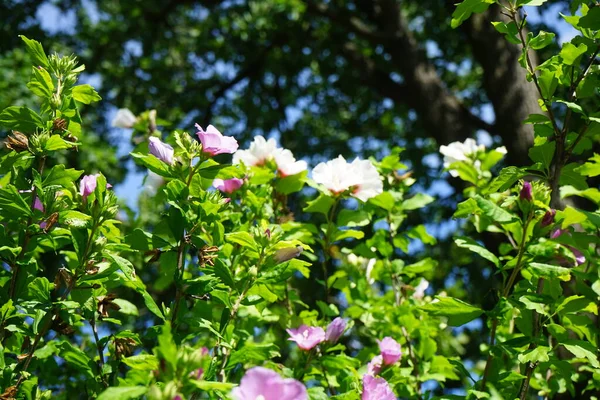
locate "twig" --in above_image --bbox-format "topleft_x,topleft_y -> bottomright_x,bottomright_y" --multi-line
90,317 -> 108,388
9,156 -> 47,300
518,279 -> 545,400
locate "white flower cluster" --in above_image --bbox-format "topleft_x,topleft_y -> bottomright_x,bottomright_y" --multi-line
439,138 -> 506,177
312,156 -> 383,202
234,137 -> 382,201
233,136 -> 307,177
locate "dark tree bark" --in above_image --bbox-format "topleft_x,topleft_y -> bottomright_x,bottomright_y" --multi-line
306,1 -> 541,165
462,6 -> 540,166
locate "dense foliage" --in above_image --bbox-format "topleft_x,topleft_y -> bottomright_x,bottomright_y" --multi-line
0,1 -> 599,399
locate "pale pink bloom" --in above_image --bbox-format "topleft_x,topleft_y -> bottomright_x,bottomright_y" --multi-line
148,136 -> 174,165
312,156 -> 382,201
232,367 -> 308,400
213,178 -> 244,194
377,337 -> 401,365
80,174 -> 111,200
362,375 -> 395,400
111,108 -> 137,128
367,355 -> 383,376
195,124 -> 239,156
33,197 -> 44,212
325,317 -> 346,343
286,325 -> 325,350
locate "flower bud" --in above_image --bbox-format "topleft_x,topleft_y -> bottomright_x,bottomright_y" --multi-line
325,317 -> 346,343
541,209 -> 556,227
273,246 -> 303,263
377,337 -> 402,365
519,181 -> 532,201
148,136 -> 174,165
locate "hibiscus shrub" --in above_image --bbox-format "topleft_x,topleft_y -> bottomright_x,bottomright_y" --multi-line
1,1 -> 600,399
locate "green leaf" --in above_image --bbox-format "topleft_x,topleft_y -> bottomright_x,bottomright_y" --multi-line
368,191 -> 395,210
303,193 -> 335,215
19,35 -> 49,68
529,31 -> 555,49
157,323 -> 178,368
528,262 -> 571,282
0,106 -> 43,132
27,277 -> 53,303
403,193 -> 434,210
402,258 -> 437,275
579,6 -> 600,29
43,165 -> 83,188
72,84 -> 101,104
189,381 -> 237,392
121,354 -> 159,370
453,198 -> 478,219
104,253 -> 136,281
44,135 -> 72,151
334,229 -> 364,241
455,237 -> 499,267
0,185 -> 33,219
556,100 -> 586,116
517,0 -> 548,6
59,341 -> 94,378
561,206 -> 587,228
421,297 -> 484,326
575,153 -> 600,177
474,196 -> 517,224
225,231 -> 258,250
131,152 -> 172,177
559,163 -> 587,190
337,209 -> 370,227
226,342 -> 280,369
485,167 -> 528,194
560,42 -> 587,65
112,299 -> 139,316
451,0 -> 494,28
562,341 -> 600,368
125,228 -> 171,251
275,170 -> 307,194
518,346 -> 550,364
528,141 -> 555,170
96,387 -> 148,400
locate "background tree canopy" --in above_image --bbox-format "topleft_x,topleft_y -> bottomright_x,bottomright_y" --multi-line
1,1 -> 598,397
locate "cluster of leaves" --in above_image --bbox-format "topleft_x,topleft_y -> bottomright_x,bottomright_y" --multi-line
446,0 -> 600,398
0,37 -> 447,399
0,0 -> 599,397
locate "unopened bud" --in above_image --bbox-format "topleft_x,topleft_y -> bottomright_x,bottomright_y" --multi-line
519,181 -> 533,201
273,246 -> 304,263
541,209 -> 556,227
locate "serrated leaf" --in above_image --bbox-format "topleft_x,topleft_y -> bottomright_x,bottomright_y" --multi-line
72,84 -> 102,104
0,106 -> 43,132
19,35 -> 49,68
455,237 -> 499,267
421,297 -> 484,326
